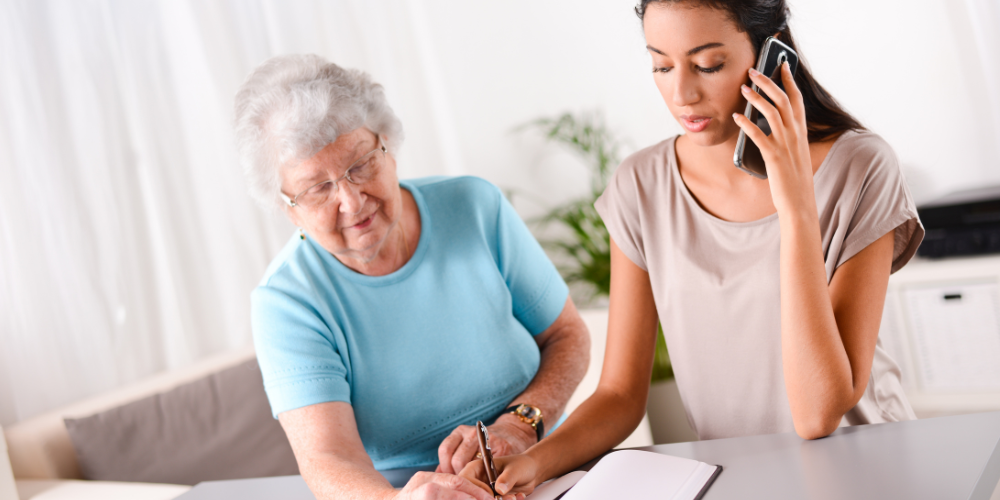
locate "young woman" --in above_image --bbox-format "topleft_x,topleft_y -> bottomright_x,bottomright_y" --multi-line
463,0 -> 923,497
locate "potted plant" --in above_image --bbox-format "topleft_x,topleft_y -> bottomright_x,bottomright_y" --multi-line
520,112 -> 696,444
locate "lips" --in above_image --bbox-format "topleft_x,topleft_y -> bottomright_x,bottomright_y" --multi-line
350,214 -> 375,230
680,114 -> 712,133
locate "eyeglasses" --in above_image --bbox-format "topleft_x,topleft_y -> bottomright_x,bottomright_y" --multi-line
281,135 -> 387,209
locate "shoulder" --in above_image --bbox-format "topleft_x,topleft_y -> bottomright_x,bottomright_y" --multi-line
406,175 -> 500,199
614,135 -> 678,180
818,130 -> 908,198
599,135 -> 678,207
404,175 -> 504,215
826,130 -> 901,177
253,234 -> 328,315
257,233 -> 309,289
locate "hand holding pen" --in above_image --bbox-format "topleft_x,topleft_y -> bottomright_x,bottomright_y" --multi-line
460,421 -> 530,500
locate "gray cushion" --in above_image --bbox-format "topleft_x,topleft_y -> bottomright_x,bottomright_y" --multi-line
64,358 -> 299,485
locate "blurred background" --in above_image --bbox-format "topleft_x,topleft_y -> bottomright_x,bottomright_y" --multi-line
1,0 -> 998,430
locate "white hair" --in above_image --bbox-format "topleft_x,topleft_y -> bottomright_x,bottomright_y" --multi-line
233,54 -> 404,210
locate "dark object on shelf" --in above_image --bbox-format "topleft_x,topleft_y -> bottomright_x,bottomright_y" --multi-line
917,185 -> 1000,258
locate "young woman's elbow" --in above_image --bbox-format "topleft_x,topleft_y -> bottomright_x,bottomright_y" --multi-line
793,413 -> 841,440
593,385 -> 648,428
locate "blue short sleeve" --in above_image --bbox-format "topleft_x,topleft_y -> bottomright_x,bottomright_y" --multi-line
495,192 -> 570,335
251,283 -> 351,418
250,177 -> 567,469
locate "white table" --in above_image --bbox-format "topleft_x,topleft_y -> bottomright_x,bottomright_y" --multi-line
174,411 -> 1000,500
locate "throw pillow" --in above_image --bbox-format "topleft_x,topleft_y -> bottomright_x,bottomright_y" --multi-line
64,358 -> 299,485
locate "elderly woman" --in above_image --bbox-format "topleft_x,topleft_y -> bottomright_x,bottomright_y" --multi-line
234,54 -> 589,500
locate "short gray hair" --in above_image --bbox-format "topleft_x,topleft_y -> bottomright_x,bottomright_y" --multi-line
233,54 -> 404,210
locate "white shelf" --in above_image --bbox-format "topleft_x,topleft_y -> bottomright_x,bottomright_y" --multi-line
882,254 -> 1000,415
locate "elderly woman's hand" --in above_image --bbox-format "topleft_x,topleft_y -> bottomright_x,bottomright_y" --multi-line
391,471 -> 500,500
436,415 -> 537,474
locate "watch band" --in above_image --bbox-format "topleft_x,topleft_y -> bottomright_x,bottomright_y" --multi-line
504,404 -> 544,442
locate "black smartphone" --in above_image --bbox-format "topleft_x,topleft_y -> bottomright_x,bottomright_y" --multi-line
733,36 -> 799,179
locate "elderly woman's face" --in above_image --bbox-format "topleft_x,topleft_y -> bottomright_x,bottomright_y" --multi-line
282,128 -> 402,264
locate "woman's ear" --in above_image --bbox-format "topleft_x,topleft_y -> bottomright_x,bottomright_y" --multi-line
385,152 -> 400,179
284,204 -> 304,228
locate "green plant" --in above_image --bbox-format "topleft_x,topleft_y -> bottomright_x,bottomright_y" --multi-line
522,112 -> 674,383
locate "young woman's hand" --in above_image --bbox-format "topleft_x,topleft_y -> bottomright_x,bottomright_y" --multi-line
459,452 -> 541,500
733,63 -> 816,217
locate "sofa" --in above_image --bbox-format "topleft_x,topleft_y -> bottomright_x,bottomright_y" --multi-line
2,309 -> 652,499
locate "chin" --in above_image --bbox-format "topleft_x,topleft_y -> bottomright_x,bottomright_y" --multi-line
347,236 -> 387,262
343,221 -> 394,262
683,123 -> 740,148
684,131 -> 725,147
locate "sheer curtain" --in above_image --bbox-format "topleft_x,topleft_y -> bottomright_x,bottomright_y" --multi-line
0,0 -> 462,425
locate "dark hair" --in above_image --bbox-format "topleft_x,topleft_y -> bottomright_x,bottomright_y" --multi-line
635,0 -> 864,143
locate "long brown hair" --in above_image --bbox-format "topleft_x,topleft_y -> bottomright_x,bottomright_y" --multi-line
636,0 -> 864,143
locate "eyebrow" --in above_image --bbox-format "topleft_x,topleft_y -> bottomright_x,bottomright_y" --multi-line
287,169 -> 325,193
646,42 -> 725,57
290,133 -> 378,179
350,139 -> 372,157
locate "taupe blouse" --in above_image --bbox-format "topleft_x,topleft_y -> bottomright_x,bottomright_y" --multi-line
595,130 -> 923,439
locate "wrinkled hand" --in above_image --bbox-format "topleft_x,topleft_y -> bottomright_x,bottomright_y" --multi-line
436,416 -> 537,475
460,452 -> 540,499
733,62 -> 816,216
392,471 -> 496,500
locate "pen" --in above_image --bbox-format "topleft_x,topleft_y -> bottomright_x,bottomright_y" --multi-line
476,421 -> 500,500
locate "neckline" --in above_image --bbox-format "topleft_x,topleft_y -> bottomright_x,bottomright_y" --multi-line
669,131 -> 849,227
313,179 -> 431,286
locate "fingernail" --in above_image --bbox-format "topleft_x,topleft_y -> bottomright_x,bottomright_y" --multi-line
732,113 -> 740,120
749,68 -> 760,76
496,482 -> 508,494
741,84 -> 750,93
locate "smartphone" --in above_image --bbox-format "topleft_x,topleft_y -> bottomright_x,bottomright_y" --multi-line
733,37 -> 799,179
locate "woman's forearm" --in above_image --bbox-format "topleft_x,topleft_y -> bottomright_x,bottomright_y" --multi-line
519,239 -> 658,475
778,209 -> 855,438
297,450 -> 397,500
509,327 -> 590,428
507,298 -> 591,434
280,403 -> 399,500
519,242 -> 654,479
524,386 -> 647,480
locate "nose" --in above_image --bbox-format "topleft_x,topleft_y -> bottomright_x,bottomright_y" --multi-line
336,180 -> 366,217
672,68 -> 700,108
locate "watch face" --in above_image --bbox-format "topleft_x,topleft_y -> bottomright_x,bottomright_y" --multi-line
518,405 -> 539,420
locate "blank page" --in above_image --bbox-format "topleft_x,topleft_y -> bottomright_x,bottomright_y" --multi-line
562,450 -> 717,500
526,470 -> 586,500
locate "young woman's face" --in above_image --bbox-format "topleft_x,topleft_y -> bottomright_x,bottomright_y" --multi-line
643,3 -> 757,146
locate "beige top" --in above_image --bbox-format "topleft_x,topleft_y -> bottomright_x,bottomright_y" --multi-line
595,130 -> 924,440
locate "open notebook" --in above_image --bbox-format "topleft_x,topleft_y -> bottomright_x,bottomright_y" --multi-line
526,450 -> 722,500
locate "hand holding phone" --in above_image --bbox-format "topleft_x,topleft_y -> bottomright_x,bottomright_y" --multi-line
733,37 -> 799,178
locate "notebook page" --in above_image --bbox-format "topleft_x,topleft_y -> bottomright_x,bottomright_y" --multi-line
525,470 -> 587,500
562,450 -> 708,500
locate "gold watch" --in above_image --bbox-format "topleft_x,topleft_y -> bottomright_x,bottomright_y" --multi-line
504,404 -> 544,441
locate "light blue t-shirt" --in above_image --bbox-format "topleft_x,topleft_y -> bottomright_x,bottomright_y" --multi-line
251,176 -> 569,470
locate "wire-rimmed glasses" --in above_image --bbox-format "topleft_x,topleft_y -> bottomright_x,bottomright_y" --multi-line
280,135 -> 387,209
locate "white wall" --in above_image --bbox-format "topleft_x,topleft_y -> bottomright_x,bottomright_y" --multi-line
415,0 -> 998,213
2,0 -> 997,424
790,0 -> 1000,202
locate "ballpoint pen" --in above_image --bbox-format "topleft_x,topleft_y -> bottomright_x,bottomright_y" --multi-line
476,420 -> 501,500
